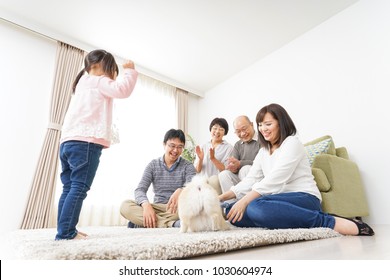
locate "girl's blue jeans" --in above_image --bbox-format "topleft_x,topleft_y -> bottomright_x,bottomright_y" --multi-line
56,141 -> 103,240
226,192 -> 335,229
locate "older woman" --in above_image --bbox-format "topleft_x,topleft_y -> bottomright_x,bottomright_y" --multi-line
194,117 -> 233,193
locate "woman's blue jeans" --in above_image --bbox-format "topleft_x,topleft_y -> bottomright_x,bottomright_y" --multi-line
226,192 -> 335,229
56,141 -> 103,240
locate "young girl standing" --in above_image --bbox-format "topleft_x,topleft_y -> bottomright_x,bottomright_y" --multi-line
56,49 -> 138,240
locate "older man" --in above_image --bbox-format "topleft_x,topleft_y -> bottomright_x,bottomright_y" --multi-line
218,115 -> 260,195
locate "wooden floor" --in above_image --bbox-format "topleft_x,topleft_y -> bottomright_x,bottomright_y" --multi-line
191,224 -> 390,260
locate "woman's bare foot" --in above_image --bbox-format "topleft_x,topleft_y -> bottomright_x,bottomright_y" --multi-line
334,217 -> 359,235
333,216 -> 374,236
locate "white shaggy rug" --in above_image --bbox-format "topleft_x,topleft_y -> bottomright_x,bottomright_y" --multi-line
5,226 -> 340,260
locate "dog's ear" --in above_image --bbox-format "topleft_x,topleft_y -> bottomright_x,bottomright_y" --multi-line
201,176 -> 208,185
196,175 -> 209,185
190,174 -> 208,186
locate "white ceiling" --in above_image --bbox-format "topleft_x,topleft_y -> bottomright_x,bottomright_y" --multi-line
1,0 -> 358,95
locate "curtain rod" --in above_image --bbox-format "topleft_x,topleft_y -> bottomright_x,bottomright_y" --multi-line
0,15 -> 203,97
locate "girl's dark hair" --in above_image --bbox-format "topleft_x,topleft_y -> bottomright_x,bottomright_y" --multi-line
72,49 -> 119,92
163,129 -> 186,144
209,117 -> 229,135
255,103 -> 297,149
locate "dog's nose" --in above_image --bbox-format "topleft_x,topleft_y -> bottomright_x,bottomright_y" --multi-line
197,186 -> 201,191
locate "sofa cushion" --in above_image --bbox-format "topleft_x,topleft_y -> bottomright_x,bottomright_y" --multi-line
304,137 -> 333,166
304,135 -> 336,154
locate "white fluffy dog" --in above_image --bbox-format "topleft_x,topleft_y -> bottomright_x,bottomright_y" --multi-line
178,176 -> 229,233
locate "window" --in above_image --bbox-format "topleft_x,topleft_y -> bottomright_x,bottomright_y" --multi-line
53,74 -> 177,226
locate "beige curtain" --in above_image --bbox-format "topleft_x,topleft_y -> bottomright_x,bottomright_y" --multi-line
176,88 -> 188,134
21,42 -> 85,229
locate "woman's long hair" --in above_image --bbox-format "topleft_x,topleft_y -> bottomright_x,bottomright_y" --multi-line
255,103 -> 297,149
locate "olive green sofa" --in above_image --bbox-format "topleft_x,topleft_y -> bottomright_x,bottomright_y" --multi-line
304,135 -> 369,218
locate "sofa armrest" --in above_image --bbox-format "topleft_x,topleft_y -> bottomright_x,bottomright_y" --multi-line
312,154 -> 369,217
336,147 -> 349,160
312,168 -> 331,192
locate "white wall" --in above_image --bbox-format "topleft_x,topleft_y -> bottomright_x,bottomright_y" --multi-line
195,0 -> 390,225
0,20 -> 57,234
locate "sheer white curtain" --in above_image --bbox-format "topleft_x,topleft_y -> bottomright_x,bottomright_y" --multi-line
53,73 -> 177,226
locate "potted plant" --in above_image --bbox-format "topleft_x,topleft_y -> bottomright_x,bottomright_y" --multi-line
182,134 -> 196,163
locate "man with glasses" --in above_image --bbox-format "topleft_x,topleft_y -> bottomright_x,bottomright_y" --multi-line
120,129 -> 196,228
218,116 -> 260,198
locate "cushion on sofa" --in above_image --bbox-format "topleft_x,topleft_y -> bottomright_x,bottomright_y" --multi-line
304,135 -> 336,155
304,136 -> 334,166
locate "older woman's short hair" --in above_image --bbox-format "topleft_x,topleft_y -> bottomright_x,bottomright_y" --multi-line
209,117 -> 229,135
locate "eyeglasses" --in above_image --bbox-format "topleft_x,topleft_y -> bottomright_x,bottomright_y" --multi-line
235,126 -> 250,135
167,143 -> 184,151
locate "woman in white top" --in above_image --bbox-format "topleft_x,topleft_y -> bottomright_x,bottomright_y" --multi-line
219,103 -> 374,236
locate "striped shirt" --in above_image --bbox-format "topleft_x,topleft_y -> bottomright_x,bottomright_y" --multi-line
134,156 -> 197,205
